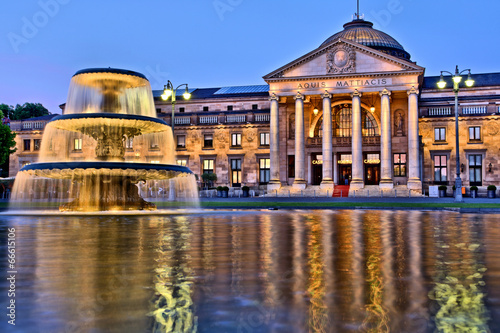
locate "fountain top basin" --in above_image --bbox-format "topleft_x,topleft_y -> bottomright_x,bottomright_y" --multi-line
73,68 -> 148,80
19,161 -> 193,181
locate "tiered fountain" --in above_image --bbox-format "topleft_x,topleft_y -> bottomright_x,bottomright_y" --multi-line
11,68 -> 198,211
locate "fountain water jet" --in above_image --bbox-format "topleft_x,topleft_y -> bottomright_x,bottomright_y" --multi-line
10,68 -> 198,211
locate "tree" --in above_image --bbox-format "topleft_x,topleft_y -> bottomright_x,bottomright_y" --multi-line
10,103 -> 49,120
0,124 -> 16,166
0,104 -> 13,119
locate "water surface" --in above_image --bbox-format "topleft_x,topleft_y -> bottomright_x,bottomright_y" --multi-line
0,210 -> 498,332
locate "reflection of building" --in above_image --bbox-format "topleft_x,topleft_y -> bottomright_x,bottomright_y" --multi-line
8,16 -> 500,195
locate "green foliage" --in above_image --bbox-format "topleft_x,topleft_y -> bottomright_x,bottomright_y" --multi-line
487,185 -> 497,191
438,185 -> 447,191
8,103 -> 49,120
0,104 -> 13,119
216,186 -> 223,191
201,173 -> 217,182
0,124 -> 17,165
470,186 -> 478,191
222,186 -> 229,191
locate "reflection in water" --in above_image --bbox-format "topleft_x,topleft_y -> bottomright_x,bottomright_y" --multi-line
1,211 -> 499,332
148,216 -> 197,332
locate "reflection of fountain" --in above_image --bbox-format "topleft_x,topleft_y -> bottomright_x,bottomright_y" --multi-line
10,68 -> 197,211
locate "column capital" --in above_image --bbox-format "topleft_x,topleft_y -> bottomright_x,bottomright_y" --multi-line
321,90 -> 332,99
407,86 -> 418,95
269,92 -> 279,101
351,89 -> 362,98
294,91 -> 304,100
379,88 -> 391,96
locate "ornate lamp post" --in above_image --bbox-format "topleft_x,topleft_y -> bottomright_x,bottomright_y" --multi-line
437,65 -> 474,202
161,80 -> 191,133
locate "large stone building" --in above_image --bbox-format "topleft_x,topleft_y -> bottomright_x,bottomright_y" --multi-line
6,17 -> 500,196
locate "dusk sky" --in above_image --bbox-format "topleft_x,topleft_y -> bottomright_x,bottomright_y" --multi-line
1,0 -> 499,114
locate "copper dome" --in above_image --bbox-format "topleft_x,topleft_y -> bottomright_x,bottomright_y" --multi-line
321,19 -> 411,61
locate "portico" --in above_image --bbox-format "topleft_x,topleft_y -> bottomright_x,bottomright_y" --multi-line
263,19 -> 424,194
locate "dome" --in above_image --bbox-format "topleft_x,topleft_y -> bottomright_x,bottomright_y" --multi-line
321,19 -> 411,61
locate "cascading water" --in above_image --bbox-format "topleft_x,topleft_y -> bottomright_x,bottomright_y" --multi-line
10,68 -> 198,211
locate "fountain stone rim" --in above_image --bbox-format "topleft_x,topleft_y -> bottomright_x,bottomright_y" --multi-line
73,68 -> 148,80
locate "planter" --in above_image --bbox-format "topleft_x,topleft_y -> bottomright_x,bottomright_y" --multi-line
216,190 -> 222,197
471,190 -> 478,198
222,190 -> 229,198
487,190 -> 496,199
438,190 -> 446,198
242,189 -> 249,197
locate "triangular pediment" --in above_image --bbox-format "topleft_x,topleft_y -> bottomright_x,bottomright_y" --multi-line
263,38 -> 424,81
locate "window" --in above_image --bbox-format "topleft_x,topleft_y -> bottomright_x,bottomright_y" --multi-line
74,138 -> 82,150
204,134 -> 213,148
203,106 -> 209,112
125,137 -> 133,149
434,155 -> 447,184
150,160 -> 160,164
23,140 -> 31,151
333,107 -> 378,137
177,135 -> 186,149
252,104 -> 258,110
179,107 -> 185,113
288,155 -> 295,178
469,154 -> 482,186
434,127 -> 446,142
203,159 -> 214,174
231,133 -> 242,147
231,159 -> 242,187
469,126 -> 481,141
34,139 -> 41,151
259,158 -> 271,184
260,132 -> 270,146
176,159 -> 188,166
393,153 -> 407,177
156,108 -> 161,114
227,105 -> 233,111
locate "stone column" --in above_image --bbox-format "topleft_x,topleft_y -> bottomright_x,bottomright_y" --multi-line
320,91 -> 333,189
293,92 -> 307,189
407,86 -> 422,191
350,89 -> 364,190
379,89 -> 393,189
267,93 -> 281,191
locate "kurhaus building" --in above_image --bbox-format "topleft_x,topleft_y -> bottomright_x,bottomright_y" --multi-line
7,17 -> 500,196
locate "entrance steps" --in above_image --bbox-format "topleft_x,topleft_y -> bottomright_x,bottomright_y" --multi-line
349,185 -> 424,198
265,185 -> 424,198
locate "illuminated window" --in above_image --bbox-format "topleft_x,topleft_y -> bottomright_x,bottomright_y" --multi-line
434,155 -> 447,184
434,127 -> 446,142
231,133 -> 242,147
260,132 -> 270,146
231,159 -> 242,187
176,159 -> 188,166
393,153 -> 406,177
150,160 -> 160,164
259,158 -> 270,184
469,126 -> 481,141
74,138 -> 82,150
333,107 -> 378,137
204,134 -> 213,148
203,159 -> 214,174
469,154 -> 482,186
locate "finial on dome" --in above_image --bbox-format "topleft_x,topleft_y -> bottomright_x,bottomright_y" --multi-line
352,0 -> 364,21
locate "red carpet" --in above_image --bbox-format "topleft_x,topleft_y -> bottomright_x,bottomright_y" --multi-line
332,185 -> 350,197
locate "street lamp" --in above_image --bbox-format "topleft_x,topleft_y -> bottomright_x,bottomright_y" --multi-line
437,65 -> 474,202
161,80 -> 191,133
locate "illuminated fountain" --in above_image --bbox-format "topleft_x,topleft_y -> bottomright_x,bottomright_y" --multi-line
10,68 -> 198,211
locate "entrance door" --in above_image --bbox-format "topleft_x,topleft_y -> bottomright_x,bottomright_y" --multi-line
339,165 -> 352,185
365,165 -> 380,185
312,153 -> 322,185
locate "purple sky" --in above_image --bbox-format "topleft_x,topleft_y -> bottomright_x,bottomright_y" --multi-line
1,0 -> 499,115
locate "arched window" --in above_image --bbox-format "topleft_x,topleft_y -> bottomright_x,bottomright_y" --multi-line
328,106 -> 378,137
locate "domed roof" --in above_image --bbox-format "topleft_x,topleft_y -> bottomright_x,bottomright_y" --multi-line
321,19 -> 411,61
